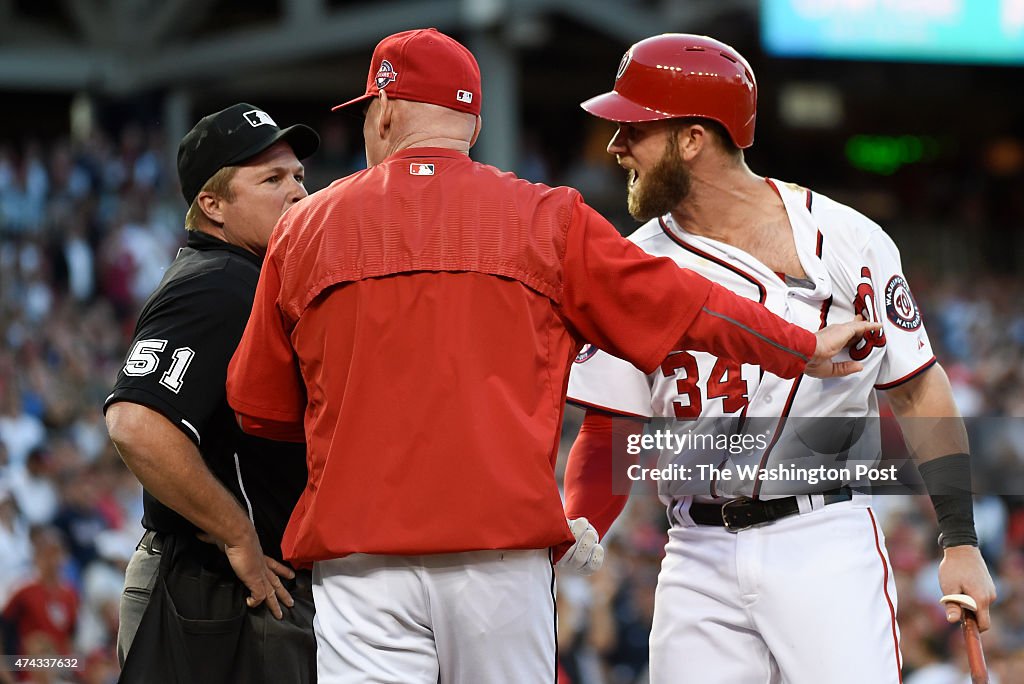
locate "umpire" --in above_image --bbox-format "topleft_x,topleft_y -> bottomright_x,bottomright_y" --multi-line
104,103 -> 319,682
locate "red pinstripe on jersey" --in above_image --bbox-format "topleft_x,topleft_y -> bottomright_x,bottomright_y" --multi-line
659,218 -> 768,304
818,295 -> 834,329
751,377 -> 803,498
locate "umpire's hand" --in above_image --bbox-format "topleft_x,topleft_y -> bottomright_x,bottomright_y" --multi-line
199,529 -> 295,619
556,517 -> 605,575
805,316 -> 882,378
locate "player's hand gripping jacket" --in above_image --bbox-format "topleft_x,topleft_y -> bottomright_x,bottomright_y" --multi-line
555,517 -> 604,575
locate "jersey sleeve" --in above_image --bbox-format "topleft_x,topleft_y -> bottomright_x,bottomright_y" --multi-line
864,230 -> 937,389
227,251 -> 307,437
567,347 -> 653,418
105,274 -> 253,445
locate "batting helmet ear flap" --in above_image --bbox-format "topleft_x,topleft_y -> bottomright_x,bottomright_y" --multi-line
581,33 -> 757,149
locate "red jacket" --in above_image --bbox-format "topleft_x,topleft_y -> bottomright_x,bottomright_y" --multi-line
227,147 -> 814,563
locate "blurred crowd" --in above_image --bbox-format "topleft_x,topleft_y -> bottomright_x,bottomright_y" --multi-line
0,119 -> 1022,683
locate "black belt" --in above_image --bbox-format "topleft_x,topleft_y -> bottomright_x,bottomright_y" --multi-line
687,487 -> 853,531
136,531 -> 308,595
137,529 -> 164,555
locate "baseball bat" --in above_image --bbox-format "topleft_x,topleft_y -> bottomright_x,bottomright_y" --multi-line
940,593 -> 988,684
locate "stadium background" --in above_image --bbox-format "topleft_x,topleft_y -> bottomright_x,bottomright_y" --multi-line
0,1 -> 1022,681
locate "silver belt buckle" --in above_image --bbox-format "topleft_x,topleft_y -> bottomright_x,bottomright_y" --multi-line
721,497 -> 754,532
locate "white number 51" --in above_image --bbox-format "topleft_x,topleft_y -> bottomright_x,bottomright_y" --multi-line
123,339 -> 195,394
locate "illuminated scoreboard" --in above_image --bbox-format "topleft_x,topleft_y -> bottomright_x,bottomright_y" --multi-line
762,0 -> 1024,65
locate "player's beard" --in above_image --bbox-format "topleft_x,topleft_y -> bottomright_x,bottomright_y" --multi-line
626,132 -> 691,222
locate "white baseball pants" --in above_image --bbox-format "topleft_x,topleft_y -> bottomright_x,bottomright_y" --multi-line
312,549 -> 556,684
650,497 -> 903,683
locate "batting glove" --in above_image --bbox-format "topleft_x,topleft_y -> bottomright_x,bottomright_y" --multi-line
556,517 -> 605,575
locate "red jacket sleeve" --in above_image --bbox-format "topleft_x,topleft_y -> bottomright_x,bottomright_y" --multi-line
679,282 -> 816,379
236,415 -> 305,443
227,250 -> 307,436
561,197 -> 815,378
564,410 -> 645,539
561,199 -> 711,374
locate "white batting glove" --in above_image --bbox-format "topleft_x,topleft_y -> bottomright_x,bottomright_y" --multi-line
556,517 -> 605,575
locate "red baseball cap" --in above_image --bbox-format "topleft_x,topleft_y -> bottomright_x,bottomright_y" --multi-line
332,28 -> 481,116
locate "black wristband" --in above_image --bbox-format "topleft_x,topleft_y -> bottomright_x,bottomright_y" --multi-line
917,453 -> 977,548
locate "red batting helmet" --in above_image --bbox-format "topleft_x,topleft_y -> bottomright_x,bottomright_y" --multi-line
581,34 -> 757,148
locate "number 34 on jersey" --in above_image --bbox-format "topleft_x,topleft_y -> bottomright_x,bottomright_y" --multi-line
659,351 -> 754,419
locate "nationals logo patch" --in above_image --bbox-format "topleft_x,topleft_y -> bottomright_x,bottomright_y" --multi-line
375,60 -> 398,89
575,344 -> 598,364
885,275 -> 921,331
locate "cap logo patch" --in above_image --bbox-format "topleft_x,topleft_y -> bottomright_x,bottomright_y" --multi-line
615,48 -> 633,81
884,275 -> 922,331
409,163 -> 434,176
456,90 -> 473,104
375,59 -> 398,89
243,110 -> 277,128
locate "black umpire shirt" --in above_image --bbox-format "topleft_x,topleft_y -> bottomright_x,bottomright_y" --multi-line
104,230 -> 307,564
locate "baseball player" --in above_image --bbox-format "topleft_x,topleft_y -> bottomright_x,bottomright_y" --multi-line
565,34 -> 997,683
104,103 -> 319,681
225,29 -> 878,684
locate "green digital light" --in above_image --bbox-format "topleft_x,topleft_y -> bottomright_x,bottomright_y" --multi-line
845,135 -> 941,175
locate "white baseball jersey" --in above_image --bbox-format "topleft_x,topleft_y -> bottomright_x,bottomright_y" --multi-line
567,179 -> 935,498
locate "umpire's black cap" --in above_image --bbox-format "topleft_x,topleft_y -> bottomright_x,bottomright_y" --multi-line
177,103 -> 320,205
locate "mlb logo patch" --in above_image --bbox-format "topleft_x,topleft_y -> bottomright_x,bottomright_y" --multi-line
244,110 -> 277,128
456,90 -> 473,104
409,163 -> 435,176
